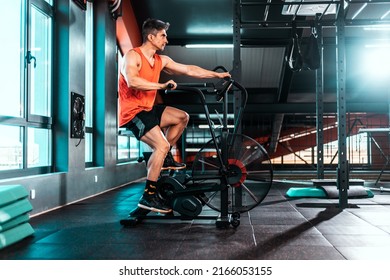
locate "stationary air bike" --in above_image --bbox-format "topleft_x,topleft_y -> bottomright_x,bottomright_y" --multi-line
120,68 -> 273,228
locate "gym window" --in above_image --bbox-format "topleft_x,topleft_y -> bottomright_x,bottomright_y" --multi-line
117,129 -> 140,162
0,0 -> 53,178
85,0 -> 94,167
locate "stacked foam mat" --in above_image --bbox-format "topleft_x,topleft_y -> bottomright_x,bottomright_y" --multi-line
0,185 -> 34,250
285,179 -> 374,199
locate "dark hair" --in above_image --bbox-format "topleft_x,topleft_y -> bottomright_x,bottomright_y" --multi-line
142,18 -> 170,42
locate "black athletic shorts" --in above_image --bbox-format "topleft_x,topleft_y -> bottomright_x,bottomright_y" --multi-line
121,105 -> 166,140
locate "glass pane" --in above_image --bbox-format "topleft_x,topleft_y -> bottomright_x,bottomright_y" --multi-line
0,125 -> 23,170
27,127 -> 51,168
0,0 -> 23,117
30,5 -> 52,117
130,136 -> 140,159
85,132 -> 93,163
85,1 -> 93,165
118,135 -> 130,160
85,1 -> 93,127
348,134 -> 368,164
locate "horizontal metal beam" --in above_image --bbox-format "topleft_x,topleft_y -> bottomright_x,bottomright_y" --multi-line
241,20 -> 390,29
177,102 -> 389,115
241,0 -> 389,5
245,102 -> 390,114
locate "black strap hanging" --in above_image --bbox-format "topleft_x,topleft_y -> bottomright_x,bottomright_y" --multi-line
287,22 -> 303,72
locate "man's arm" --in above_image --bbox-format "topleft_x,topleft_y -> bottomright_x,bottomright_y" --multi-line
122,50 -> 173,90
161,55 -> 231,79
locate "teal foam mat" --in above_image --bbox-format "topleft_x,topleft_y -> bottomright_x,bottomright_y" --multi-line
365,188 -> 375,198
286,186 -> 374,198
0,199 -> 33,224
0,214 -> 30,232
0,222 -> 34,250
286,187 -> 327,198
0,185 -> 28,208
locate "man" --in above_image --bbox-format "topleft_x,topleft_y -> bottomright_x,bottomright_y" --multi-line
118,19 -> 231,213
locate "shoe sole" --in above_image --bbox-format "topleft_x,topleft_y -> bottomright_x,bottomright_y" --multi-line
161,165 -> 186,171
138,203 -> 172,214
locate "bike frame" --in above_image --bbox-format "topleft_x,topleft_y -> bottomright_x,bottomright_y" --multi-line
169,79 -> 248,224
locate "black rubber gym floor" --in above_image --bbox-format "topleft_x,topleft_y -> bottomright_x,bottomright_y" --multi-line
1,180 -> 390,260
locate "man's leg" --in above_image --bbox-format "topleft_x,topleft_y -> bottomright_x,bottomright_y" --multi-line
160,106 -> 189,145
160,106 -> 189,170
141,126 -> 170,180
138,126 -> 171,213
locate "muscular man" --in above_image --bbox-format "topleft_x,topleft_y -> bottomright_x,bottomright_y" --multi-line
118,19 -> 231,213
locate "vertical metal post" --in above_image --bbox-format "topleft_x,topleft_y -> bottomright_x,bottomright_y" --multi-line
232,0 -> 241,80
216,0 -> 243,226
387,87 -> 390,183
233,0 -> 243,210
336,0 -> 349,208
233,0 -> 242,125
181,128 -> 187,165
316,18 -> 324,179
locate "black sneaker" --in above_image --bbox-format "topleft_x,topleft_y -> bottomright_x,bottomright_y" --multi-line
162,152 -> 186,170
138,195 -> 172,214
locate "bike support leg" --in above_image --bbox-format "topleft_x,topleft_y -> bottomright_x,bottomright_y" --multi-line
216,109 -> 231,228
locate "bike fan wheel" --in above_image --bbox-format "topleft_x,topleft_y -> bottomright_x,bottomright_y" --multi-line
191,133 -> 273,213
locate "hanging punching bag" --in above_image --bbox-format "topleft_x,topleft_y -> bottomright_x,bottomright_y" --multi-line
302,26 -> 321,70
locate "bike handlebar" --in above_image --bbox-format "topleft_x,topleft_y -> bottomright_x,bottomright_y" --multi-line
164,77 -> 247,108
212,65 -> 229,72
164,76 -> 248,151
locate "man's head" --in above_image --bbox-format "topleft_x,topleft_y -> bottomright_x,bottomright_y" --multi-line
142,19 -> 170,43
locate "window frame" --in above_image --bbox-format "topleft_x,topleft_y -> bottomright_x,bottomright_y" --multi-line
0,0 -> 54,179
85,0 -> 94,167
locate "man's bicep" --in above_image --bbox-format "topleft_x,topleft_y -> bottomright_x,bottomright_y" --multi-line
123,52 -> 141,84
124,51 -> 140,71
162,55 -> 189,75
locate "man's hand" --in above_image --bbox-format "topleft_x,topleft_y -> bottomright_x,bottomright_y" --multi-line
163,80 -> 177,90
216,72 -> 231,79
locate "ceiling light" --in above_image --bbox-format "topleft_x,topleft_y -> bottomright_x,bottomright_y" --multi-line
362,46 -> 390,80
282,0 -> 340,16
381,10 -> 390,20
364,25 -> 390,31
365,43 -> 390,48
351,3 -> 367,20
185,44 -> 234,49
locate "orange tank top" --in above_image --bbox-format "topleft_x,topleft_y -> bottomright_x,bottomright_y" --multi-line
118,47 -> 163,127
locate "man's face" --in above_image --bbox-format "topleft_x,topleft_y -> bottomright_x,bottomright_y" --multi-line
150,29 -> 168,51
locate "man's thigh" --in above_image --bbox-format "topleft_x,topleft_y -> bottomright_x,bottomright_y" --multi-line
160,106 -> 188,128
